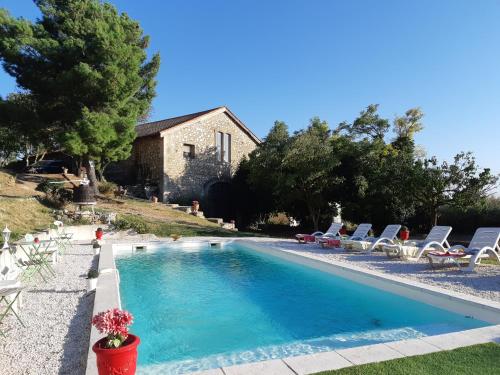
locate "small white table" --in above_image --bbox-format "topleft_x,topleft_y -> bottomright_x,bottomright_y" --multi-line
342,240 -> 372,251
383,243 -> 419,259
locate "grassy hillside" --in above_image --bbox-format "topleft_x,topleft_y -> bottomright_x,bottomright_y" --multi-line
0,170 -> 54,240
99,198 -> 257,237
0,169 -> 257,239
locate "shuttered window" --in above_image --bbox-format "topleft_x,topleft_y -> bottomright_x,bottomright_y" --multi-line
223,133 -> 231,162
216,132 -> 231,162
216,132 -> 223,161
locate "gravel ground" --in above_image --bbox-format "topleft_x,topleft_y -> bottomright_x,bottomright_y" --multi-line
0,243 -> 95,375
260,239 -> 500,302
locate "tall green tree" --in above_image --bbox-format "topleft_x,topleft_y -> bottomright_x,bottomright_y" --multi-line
337,104 -> 390,141
413,152 -> 498,227
0,0 -> 160,191
281,118 -> 342,230
0,93 -> 54,166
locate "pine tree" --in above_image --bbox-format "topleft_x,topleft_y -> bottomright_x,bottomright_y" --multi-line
0,0 -> 160,191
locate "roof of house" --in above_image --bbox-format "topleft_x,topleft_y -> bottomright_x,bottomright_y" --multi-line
135,106 -> 261,144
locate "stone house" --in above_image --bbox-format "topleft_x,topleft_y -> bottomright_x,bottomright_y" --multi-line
121,106 -> 260,204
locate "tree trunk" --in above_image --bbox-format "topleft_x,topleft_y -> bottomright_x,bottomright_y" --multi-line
82,155 -> 99,195
25,144 -> 30,166
431,207 -> 438,227
96,161 -> 110,182
308,204 -> 321,231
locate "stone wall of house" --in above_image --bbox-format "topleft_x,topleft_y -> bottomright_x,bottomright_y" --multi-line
160,112 -> 258,202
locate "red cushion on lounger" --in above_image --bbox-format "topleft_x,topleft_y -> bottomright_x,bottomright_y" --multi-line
428,251 -> 466,258
323,239 -> 341,247
295,234 -> 316,242
302,235 -> 316,243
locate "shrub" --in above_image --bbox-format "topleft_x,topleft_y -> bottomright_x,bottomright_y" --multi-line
113,215 -> 150,234
438,202 -> 500,233
98,181 -> 118,196
35,179 -> 54,193
267,213 -> 290,225
36,179 -> 73,209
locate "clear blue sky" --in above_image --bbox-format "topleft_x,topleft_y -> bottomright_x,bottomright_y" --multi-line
1,0 -> 499,176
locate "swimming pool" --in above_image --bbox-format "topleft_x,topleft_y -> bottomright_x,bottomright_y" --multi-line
116,242 -> 489,374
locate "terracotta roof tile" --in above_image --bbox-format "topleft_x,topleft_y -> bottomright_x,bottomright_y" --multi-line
135,107 -> 222,138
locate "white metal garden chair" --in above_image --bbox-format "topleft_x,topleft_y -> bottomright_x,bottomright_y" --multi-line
0,284 -> 25,337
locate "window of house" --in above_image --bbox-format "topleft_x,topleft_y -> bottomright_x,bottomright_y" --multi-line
183,144 -> 195,158
216,131 -> 231,162
216,132 -> 223,161
223,133 -> 231,162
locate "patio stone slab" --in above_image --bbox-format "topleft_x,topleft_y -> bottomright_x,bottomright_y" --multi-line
385,338 -> 441,356
190,369 -> 225,375
462,325 -> 500,343
420,331 -> 492,350
222,359 -> 295,375
336,343 -> 404,365
283,351 -> 353,374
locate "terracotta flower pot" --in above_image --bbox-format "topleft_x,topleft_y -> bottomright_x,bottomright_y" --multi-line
191,201 -> 199,213
92,334 -> 140,375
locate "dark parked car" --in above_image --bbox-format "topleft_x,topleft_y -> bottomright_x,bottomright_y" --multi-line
26,160 -> 67,174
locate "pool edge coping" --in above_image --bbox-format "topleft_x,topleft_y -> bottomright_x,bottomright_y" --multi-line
85,238 -> 500,375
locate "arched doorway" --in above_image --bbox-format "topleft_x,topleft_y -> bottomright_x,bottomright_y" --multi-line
203,180 -> 235,220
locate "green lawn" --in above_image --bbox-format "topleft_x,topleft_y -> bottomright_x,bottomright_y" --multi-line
112,213 -> 261,238
313,343 -> 500,375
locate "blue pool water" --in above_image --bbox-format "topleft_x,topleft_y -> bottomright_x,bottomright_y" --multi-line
116,243 -> 489,374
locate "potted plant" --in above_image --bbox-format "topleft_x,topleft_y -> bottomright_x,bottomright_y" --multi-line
96,227 -> 104,240
92,308 -> 139,375
87,269 -> 99,291
400,226 -> 410,241
191,200 -> 199,213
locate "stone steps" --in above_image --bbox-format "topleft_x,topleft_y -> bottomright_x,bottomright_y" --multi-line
170,204 -> 205,218
164,203 -> 179,208
165,204 -> 238,229
207,218 -> 223,224
173,205 -> 191,213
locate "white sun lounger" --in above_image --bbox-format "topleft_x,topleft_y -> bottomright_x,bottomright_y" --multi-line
357,224 -> 402,253
346,223 -> 372,241
333,223 -> 373,250
384,226 -> 452,260
295,223 -> 342,243
427,227 -> 500,272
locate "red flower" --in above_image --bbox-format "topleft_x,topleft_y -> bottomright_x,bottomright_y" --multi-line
92,308 -> 134,345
